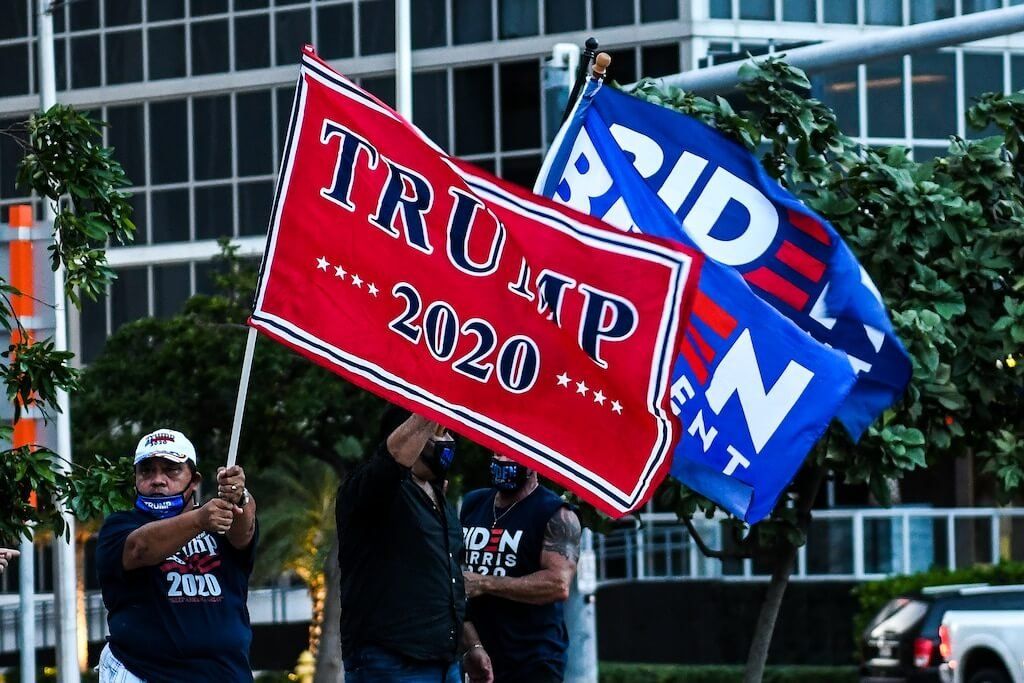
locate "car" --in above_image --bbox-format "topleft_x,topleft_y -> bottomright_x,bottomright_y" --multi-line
939,608 -> 1024,683
859,584 -> 1024,683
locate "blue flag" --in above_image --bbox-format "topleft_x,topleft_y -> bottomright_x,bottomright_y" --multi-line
539,82 -> 910,440
536,81 -> 865,522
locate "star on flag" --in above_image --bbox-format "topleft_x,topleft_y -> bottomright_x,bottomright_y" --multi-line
316,256 -> 329,271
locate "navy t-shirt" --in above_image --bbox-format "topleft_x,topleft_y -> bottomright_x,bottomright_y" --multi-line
96,509 -> 258,683
461,486 -> 570,683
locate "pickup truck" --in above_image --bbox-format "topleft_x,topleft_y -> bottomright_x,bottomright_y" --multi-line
939,609 -> 1024,683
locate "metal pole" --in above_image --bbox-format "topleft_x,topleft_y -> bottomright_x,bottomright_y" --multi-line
645,5 -> 1024,95
18,535 -> 35,683
37,2 -> 79,680
564,529 -> 598,683
395,0 -> 412,119
225,327 -> 258,469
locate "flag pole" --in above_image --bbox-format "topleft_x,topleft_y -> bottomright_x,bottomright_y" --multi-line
560,37 -> 599,125
225,327 -> 258,469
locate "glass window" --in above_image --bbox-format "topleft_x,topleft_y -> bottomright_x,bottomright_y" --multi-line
641,0 -> 677,22
604,47 -> 637,83
0,45 -> 29,97
913,145 -> 946,163
911,51 -> 957,139
593,0 -> 634,27
70,0 -> 100,30
866,59 -> 905,138
195,260 -> 223,296
412,0 -> 445,49
127,191 -> 147,243
275,8 -> 312,65
0,0 -> 29,40
235,14 -> 271,70
235,0 -> 269,7
318,4 -> 355,59
148,0 -> 185,21
237,91 -> 274,176
453,0 -> 492,44
709,0 -> 731,18
193,95 -> 232,181
740,0 -> 774,20
153,264 -> 191,318
149,99 -> 189,184
964,53 -> 1004,138
360,0 -> 395,54
79,294 -> 107,364
911,0 -> 954,23
148,24 -> 186,80
500,60 -> 540,151
105,30 -> 143,85
105,0 -> 141,26
642,44 -> 680,79
55,38 -> 68,91
824,0 -> 856,23
454,66 -> 494,155
238,181 -> 273,235
276,86 -> 295,162
413,71 -> 450,151
362,75 -> 396,107
500,0 -> 538,39
195,184 -> 234,241
192,20 -> 229,75
106,104 -> 146,186
110,267 -> 149,330
501,155 -> 541,189
782,0 -> 815,21
1013,55 -> 1024,92
0,116 -> 29,199
866,0 -> 901,24
814,67 -> 860,136
545,0 -> 585,32
962,0 -> 1000,12
150,189 -> 190,243
71,35 -> 101,88
190,0 -> 227,15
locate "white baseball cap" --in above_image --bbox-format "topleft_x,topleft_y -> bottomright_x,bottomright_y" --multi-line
134,428 -> 198,468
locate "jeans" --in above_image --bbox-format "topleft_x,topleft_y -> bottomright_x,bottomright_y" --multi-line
343,645 -> 461,683
97,644 -> 146,683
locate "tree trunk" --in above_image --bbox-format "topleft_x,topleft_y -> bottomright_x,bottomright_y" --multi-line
314,537 -> 344,683
742,544 -> 797,683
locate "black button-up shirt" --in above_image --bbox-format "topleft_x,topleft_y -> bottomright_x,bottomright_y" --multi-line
336,443 -> 465,663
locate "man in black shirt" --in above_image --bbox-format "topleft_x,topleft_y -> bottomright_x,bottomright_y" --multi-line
336,405 -> 493,683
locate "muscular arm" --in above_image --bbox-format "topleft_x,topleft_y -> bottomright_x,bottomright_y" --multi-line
386,414 -> 438,467
464,507 -> 581,605
122,509 -> 204,571
225,494 -> 256,550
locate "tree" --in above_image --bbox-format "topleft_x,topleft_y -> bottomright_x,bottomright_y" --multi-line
629,58 -> 1023,682
0,105 -> 135,546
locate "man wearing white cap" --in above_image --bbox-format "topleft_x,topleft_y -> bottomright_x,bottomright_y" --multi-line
95,428 -> 258,682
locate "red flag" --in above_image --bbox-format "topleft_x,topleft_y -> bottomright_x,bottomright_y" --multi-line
250,47 -> 702,516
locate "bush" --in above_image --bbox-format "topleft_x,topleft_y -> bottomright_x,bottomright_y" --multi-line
852,561 -> 1024,639
598,663 -> 857,682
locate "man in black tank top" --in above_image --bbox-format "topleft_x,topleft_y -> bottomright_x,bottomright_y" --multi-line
461,454 -> 582,683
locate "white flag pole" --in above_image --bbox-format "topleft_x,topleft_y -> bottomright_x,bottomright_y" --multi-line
226,327 -> 258,469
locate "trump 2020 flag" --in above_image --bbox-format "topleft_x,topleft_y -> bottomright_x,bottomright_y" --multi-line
541,81 -> 911,442
250,48 -> 703,517
537,80 -> 860,522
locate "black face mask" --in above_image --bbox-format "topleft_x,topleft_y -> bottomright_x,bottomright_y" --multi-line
420,439 -> 456,480
490,458 -> 529,492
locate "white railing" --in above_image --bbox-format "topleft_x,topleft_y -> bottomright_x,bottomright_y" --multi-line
595,507 -> 1024,585
0,586 -> 311,655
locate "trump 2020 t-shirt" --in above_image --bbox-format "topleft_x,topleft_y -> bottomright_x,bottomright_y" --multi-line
96,509 -> 258,683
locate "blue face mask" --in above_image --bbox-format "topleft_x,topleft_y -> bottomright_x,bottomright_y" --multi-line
135,491 -> 190,519
490,459 -> 528,492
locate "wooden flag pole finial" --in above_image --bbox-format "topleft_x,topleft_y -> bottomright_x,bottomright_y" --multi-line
593,52 -> 612,80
